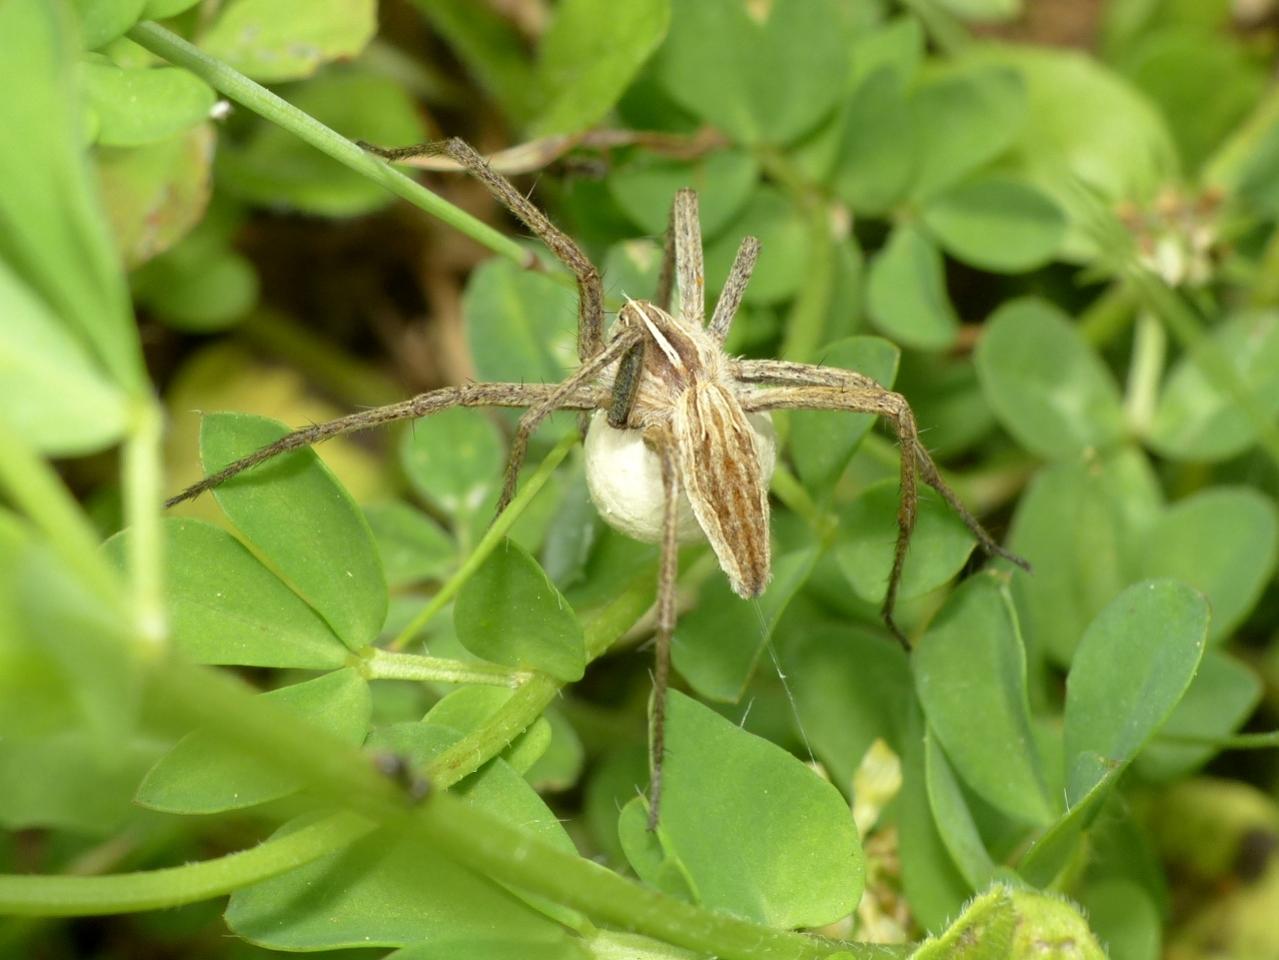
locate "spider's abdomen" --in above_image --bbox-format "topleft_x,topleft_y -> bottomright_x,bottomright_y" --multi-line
673,382 -> 773,598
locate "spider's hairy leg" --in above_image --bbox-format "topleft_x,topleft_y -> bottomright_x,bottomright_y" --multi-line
495,329 -> 641,514
672,188 -> 705,325
360,137 -> 605,363
647,429 -> 682,830
708,236 -> 760,342
738,378 -> 1029,643
165,383 -> 584,508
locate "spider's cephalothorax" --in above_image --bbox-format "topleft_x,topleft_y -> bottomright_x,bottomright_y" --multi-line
587,296 -> 774,600
169,138 -> 1029,828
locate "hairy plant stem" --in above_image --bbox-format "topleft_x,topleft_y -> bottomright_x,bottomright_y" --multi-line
128,22 -> 532,270
0,648 -> 908,960
362,648 -> 530,687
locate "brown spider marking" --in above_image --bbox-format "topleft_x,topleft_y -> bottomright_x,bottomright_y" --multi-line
167,139 -> 1029,831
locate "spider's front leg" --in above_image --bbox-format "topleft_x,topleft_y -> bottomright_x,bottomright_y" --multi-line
736,373 -> 1029,644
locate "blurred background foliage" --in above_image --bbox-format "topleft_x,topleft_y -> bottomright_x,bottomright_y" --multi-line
5,0 -> 1279,958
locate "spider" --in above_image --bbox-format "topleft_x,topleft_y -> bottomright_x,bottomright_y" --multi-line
168,138 -> 1028,827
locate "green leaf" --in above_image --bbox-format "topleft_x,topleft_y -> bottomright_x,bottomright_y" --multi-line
454,539 -> 585,681
975,298 -> 1126,460
0,0 -> 141,390
965,46 -> 1179,258
463,258 -> 578,386
923,735 -> 998,892
0,258 -> 127,456
1139,487 -> 1277,643
365,501 -> 458,588
136,668 -> 370,813
673,547 -> 818,702
399,408 -> 506,529
631,691 -> 863,929
97,124 -> 214,268
867,223 -> 959,351
200,0 -> 377,83
898,708 -> 972,932
909,65 -> 1026,199
0,731 -> 158,833
534,0 -> 670,136
105,519 -> 349,668
71,0 -> 145,50
1063,579 -> 1208,801
1007,448 -> 1163,665
915,575 -> 1055,824
786,625 -> 911,792
849,16 -> 923,89
789,337 -> 900,491
1077,879 -> 1160,960
608,148 -> 759,240
524,707 -> 584,792
216,68 -> 427,217
200,412 -> 388,651
1120,27 -> 1264,172
703,186 -> 809,305
829,67 -> 915,215
227,735 -> 580,951
654,0 -> 850,145
1135,649 -> 1261,781
1147,311 -> 1279,462
1016,763 -> 1121,888
835,482 -> 977,606
83,60 -> 214,147
921,176 -> 1065,272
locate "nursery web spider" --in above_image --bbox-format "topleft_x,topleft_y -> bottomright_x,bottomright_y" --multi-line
168,138 -> 1028,827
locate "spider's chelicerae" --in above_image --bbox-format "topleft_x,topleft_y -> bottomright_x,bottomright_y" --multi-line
169,138 -> 1028,826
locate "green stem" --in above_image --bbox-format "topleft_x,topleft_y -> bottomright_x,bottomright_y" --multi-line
123,399 -> 166,650
364,648 -> 529,687
389,431 -> 579,651
127,22 -> 530,269
0,813 -> 369,916
1122,311 -> 1165,436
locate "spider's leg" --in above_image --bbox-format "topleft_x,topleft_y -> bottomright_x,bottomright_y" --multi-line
166,383 -> 576,508
672,188 -> 704,326
647,428 -> 681,830
738,381 -> 1028,644
496,329 -> 640,513
362,138 -> 605,363
708,236 -> 760,342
